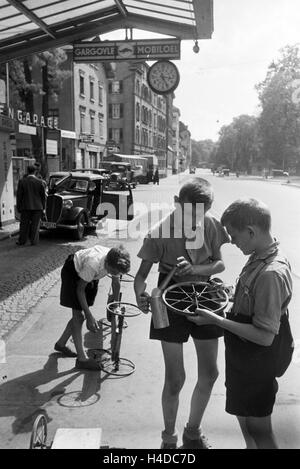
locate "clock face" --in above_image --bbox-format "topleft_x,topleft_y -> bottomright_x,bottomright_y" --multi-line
147,60 -> 180,95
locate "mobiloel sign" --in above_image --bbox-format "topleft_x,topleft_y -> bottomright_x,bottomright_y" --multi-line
73,39 -> 181,62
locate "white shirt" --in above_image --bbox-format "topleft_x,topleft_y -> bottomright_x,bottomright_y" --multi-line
73,245 -> 110,283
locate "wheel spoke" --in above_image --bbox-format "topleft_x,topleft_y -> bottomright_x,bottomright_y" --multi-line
198,297 -> 226,306
183,305 -> 196,315
196,301 -> 215,312
178,286 -> 195,302
163,281 -> 229,316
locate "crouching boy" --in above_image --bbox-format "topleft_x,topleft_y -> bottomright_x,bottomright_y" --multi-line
55,244 -> 130,370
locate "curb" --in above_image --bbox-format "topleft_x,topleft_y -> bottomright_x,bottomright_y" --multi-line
0,229 -> 19,242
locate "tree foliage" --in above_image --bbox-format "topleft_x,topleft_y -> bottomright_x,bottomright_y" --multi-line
191,139 -> 216,166
213,115 -> 260,172
9,48 -> 70,176
256,44 -> 300,171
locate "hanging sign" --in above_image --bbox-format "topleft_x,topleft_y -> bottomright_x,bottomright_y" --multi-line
73,39 -> 181,62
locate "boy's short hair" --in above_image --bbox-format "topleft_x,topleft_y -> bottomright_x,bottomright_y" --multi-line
221,198 -> 271,232
106,245 -> 130,274
178,178 -> 214,209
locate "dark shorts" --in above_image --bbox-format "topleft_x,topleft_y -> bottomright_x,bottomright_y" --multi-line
150,273 -> 224,343
224,314 -> 278,417
60,254 -> 99,310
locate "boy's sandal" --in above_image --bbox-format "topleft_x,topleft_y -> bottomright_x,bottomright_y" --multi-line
54,343 -> 77,357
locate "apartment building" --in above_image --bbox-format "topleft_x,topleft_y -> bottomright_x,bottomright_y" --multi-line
107,61 -> 170,175
179,121 -> 192,170
172,106 -> 181,174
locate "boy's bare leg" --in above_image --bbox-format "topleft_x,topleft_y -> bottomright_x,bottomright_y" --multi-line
237,416 -> 257,449
161,341 -> 185,439
56,319 -> 73,346
71,309 -> 87,361
186,338 -> 219,429
245,415 -> 278,449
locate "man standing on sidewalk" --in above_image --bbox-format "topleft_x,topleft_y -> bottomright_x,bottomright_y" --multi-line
16,165 -> 46,246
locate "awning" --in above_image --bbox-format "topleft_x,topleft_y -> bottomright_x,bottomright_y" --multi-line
0,0 -> 213,63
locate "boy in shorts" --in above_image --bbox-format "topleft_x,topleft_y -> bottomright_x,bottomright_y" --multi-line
189,198 -> 293,448
134,178 -> 230,449
55,244 -> 130,370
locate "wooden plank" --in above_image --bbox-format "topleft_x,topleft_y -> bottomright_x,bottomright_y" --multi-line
51,428 -> 102,449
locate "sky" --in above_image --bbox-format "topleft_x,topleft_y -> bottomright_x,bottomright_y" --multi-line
103,0 -> 300,142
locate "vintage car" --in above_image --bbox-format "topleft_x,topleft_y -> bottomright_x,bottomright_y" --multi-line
72,168 -> 111,178
40,171 -> 134,240
100,162 -> 137,188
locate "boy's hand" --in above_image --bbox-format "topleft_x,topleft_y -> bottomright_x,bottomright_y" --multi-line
175,256 -> 194,276
136,292 -> 150,314
188,308 -> 220,326
86,315 -> 100,333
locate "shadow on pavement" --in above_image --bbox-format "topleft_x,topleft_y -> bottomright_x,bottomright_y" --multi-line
0,352 -> 108,437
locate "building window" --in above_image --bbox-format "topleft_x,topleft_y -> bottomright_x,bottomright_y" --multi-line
98,84 -> 103,105
109,128 -> 123,143
136,80 -> 140,95
110,103 -> 123,119
90,80 -> 95,101
89,152 -> 97,168
98,114 -> 104,138
90,111 -> 95,134
79,107 -> 86,134
136,103 -> 140,122
135,126 -> 140,144
79,75 -> 85,95
81,149 -> 85,168
109,80 -> 123,94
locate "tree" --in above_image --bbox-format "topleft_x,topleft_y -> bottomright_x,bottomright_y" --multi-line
9,49 -> 70,176
191,139 -> 216,167
256,44 -> 300,172
214,115 -> 260,172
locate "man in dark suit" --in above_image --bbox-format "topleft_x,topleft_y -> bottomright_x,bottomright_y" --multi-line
16,165 -> 46,246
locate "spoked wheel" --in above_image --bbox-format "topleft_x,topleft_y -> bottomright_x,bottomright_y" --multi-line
100,352 -> 136,377
106,302 -> 142,318
89,347 -> 136,377
162,281 -> 229,317
99,302 -> 141,377
29,414 -> 48,449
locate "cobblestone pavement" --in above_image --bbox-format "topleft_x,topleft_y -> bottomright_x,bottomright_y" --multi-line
0,229 -> 118,340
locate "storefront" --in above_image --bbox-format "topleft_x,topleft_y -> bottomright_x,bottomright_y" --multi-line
77,140 -> 105,169
0,115 -> 16,227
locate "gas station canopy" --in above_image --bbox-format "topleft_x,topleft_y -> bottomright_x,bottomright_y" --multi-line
0,0 -> 213,63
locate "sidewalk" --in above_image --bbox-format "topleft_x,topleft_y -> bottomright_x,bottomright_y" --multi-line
0,270 -> 247,450
0,244 -> 299,449
0,221 -> 19,241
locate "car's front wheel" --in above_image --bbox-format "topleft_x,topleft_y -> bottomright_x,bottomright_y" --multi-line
74,213 -> 86,240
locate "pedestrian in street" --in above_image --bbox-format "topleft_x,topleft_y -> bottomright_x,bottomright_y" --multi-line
16,164 -> 46,246
189,198 -> 293,449
55,244 -> 131,371
134,178 -> 230,449
153,168 -> 159,185
147,169 -> 153,184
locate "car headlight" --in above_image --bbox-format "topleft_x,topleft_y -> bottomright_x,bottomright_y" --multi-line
63,199 -> 73,209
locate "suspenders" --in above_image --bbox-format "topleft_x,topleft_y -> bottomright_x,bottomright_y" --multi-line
232,250 -> 288,317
